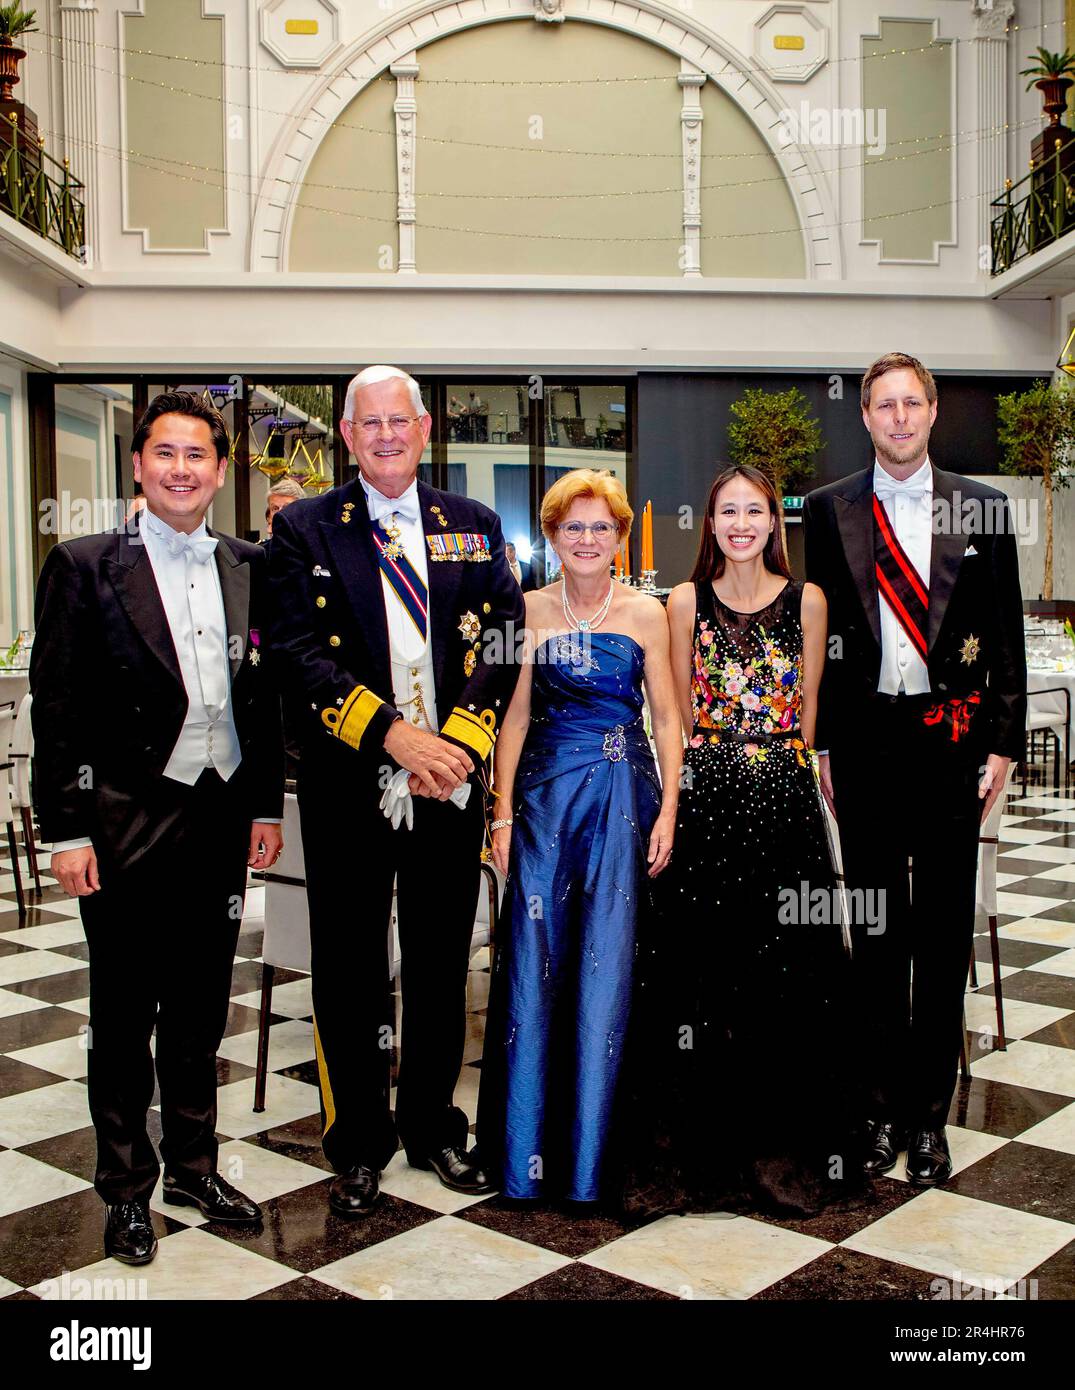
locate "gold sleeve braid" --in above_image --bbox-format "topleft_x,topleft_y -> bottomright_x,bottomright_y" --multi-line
321,685 -> 385,749
440,707 -> 497,761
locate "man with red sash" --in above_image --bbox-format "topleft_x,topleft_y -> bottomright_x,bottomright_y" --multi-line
804,352 -> 1026,1186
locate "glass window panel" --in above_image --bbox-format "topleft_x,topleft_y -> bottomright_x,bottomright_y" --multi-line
541,383 -> 628,585
250,383 -> 336,538
52,383 -> 135,539
446,383 -> 529,516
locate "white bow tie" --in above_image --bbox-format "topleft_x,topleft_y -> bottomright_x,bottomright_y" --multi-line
874,473 -> 930,503
166,531 -> 218,564
368,491 -> 419,527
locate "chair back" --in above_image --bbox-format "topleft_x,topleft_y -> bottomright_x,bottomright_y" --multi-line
0,707 -> 15,830
10,694 -> 32,810
977,763 -> 1016,917
262,794 -> 311,973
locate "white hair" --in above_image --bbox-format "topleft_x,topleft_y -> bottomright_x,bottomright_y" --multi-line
343,365 -> 425,420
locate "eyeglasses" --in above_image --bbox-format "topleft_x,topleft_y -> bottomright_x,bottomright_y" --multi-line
352,416 -> 423,433
557,521 -> 617,540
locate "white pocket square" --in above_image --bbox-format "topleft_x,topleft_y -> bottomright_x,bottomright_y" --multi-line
964,545 -> 978,557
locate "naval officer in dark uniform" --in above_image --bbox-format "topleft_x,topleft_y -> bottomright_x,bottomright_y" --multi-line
267,366 -> 524,1214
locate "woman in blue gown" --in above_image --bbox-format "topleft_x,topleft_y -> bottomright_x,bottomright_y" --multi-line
479,470 -> 682,1204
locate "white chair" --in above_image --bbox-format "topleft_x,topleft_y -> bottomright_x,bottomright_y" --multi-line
253,792 -> 310,1112
1023,687 -> 1070,795
967,762 -> 1015,1054
9,694 -> 41,894
0,703 -> 26,918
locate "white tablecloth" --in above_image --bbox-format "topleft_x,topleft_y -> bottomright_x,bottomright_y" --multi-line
1028,668 -> 1075,757
0,671 -> 29,713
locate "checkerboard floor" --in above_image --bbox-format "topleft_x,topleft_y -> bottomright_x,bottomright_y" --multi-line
2,787 -> 1075,1302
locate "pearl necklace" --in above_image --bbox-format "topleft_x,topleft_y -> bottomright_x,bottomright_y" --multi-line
562,578 -> 614,633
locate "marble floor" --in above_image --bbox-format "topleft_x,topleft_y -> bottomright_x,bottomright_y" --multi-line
1,787 -> 1074,1302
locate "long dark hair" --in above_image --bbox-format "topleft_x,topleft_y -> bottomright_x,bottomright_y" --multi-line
689,464 -> 792,584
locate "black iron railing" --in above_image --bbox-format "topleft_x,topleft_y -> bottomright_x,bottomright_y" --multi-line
992,138 -> 1075,275
0,114 -> 85,259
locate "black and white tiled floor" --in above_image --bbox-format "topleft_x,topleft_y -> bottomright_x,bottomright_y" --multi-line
2,792 -> 1075,1302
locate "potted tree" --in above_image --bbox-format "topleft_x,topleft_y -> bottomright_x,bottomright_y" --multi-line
0,3 -> 36,103
726,385 -> 823,552
1021,47 -> 1075,168
995,378 -> 1075,600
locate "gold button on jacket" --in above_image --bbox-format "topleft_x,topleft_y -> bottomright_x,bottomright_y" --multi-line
329,635 -> 341,648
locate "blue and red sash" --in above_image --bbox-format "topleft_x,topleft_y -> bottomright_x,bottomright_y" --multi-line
371,520 -> 428,641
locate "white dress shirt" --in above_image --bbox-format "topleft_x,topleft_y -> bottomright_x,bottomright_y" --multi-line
874,457 -> 932,697
359,474 -> 439,731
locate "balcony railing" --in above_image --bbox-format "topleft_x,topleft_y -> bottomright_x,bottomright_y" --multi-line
0,115 -> 85,259
991,139 -> 1075,275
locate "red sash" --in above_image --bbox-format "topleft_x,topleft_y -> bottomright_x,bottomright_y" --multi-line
872,495 -> 928,662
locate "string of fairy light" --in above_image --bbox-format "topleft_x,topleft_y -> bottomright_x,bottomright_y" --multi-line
22,13 -> 1069,85
49,132 -> 1003,244
10,13 -> 1049,245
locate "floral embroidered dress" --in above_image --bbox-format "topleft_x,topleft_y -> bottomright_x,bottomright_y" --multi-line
619,579 -> 862,1217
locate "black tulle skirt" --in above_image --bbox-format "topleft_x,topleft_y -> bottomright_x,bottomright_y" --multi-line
617,736 -> 865,1218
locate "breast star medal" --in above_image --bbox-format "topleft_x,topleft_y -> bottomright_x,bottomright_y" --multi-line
458,611 -> 481,643
960,634 -> 980,665
380,515 -> 406,561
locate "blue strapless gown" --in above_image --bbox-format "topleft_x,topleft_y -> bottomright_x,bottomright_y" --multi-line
490,632 -> 661,1202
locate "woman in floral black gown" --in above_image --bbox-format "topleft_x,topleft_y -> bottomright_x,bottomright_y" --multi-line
621,465 -> 862,1217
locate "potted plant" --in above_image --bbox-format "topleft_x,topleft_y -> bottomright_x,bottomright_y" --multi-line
0,3 -> 36,103
995,378 -> 1075,600
726,385 -> 823,551
1020,47 -> 1075,133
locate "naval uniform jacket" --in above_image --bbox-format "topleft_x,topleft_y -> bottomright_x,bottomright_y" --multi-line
266,477 -> 525,791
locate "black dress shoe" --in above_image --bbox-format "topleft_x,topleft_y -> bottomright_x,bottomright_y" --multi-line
408,1145 -> 495,1195
863,1120 -> 904,1176
104,1201 -> 158,1266
162,1172 -> 261,1223
329,1165 -> 380,1216
906,1128 -> 953,1187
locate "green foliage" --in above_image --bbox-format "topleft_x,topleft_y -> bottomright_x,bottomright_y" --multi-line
0,3 -> 37,40
267,384 -> 332,429
1019,46 -> 1075,90
726,385 -> 823,495
995,378 -> 1075,490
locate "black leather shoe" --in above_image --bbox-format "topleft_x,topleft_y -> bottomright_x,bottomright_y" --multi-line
104,1201 -> 157,1266
408,1145 -> 495,1195
329,1165 -> 380,1216
906,1128 -> 953,1187
863,1120 -> 904,1176
162,1172 -> 261,1223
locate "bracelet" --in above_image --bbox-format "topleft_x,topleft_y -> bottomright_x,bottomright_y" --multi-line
490,817 -> 513,831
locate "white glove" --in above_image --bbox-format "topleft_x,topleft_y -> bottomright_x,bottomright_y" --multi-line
379,767 -> 472,831
380,768 -> 414,831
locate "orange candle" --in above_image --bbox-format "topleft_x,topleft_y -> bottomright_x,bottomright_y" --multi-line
642,501 -> 654,571
624,540 -> 631,579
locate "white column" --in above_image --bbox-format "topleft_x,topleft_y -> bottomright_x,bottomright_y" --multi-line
59,1 -> 100,263
392,54 -> 419,275
678,65 -> 705,278
973,1 -> 1015,264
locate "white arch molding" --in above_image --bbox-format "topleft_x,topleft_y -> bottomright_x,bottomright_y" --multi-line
250,0 -> 842,279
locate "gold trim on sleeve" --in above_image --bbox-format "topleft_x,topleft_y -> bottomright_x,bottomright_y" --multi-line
322,685 -> 384,749
441,706 -> 497,761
